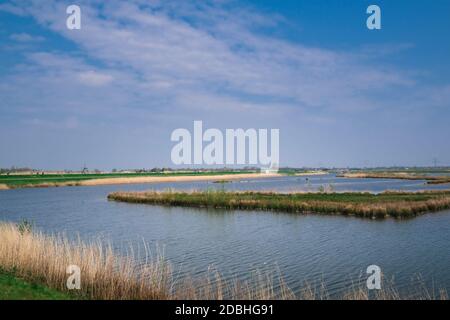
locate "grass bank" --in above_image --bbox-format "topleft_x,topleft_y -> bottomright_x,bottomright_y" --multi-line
108,190 -> 450,219
339,172 -> 450,185
0,270 -> 72,300
0,171 -> 272,190
0,223 -> 447,300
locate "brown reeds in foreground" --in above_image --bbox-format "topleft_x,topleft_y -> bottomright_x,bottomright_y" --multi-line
107,190 -> 450,219
0,223 -> 447,300
0,222 -> 171,299
0,222 -> 292,300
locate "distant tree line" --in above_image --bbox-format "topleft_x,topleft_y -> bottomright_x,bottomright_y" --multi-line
0,166 -> 34,174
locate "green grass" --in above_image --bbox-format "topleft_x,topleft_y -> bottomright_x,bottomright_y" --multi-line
0,170 -> 255,187
108,190 -> 450,219
0,270 -> 72,300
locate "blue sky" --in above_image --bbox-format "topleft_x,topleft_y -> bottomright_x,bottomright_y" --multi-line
0,0 -> 449,170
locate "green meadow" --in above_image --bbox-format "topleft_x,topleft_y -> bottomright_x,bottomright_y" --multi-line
0,270 -> 72,300
0,170 -> 252,188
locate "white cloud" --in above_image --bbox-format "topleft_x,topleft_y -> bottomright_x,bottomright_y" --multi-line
9,32 -> 45,42
2,0 -> 417,115
1,0 -> 448,129
1,0 -> 449,168
0,2 -> 27,16
77,71 -> 114,86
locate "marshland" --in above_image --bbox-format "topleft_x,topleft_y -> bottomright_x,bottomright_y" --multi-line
108,190 -> 450,219
1,173 -> 450,299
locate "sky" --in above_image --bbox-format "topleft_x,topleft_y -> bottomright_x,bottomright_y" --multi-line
0,0 -> 449,170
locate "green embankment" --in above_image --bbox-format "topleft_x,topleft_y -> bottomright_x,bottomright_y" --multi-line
108,190 -> 450,219
0,271 -> 72,300
0,171 -> 254,188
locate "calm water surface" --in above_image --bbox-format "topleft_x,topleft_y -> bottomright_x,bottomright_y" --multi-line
1,174 -> 450,296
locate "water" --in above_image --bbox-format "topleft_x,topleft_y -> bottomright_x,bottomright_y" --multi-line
1,174 -> 450,297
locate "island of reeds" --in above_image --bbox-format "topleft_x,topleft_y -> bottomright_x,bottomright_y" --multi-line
107,190 -> 450,219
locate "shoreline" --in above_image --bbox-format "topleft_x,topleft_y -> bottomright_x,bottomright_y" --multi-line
339,172 -> 450,185
294,170 -> 328,176
0,173 -> 281,190
79,173 -> 281,186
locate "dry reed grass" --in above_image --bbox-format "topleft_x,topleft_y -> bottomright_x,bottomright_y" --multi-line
0,223 -> 293,300
0,223 -> 170,299
0,223 -> 447,300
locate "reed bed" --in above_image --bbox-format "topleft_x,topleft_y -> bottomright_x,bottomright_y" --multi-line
0,222 -> 293,300
339,172 -> 450,185
0,223 -> 447,300
0,223 -> 171,299
107,190 -> 450,219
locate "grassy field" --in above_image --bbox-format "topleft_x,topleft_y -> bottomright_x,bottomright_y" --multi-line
0,170 -> 255,189
108,190 -> 450,219
0,270 -> 72,300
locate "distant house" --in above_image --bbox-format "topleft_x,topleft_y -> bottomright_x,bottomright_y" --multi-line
261,163 -> 279,174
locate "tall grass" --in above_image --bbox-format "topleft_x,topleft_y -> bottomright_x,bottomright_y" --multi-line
108,190 -> 450,219
0,223 -> 295,300
0,223 -> 171,299
0,223 -> 447,300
